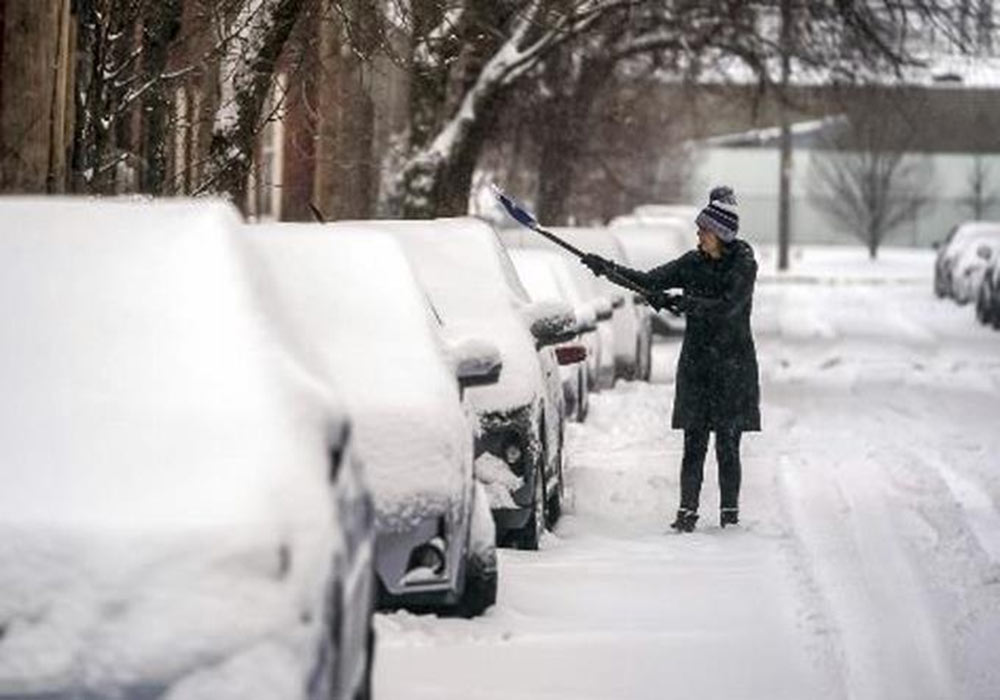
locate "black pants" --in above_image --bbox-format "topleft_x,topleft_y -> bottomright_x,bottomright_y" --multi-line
680,428 -> 742,512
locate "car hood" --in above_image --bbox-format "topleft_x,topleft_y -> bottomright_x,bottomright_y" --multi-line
0,520 -> 335,700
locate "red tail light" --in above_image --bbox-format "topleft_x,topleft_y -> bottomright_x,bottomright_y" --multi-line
555,345 -> 587,365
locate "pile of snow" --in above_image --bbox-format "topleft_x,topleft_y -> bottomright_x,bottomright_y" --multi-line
248,226 -> 474,533
0,198 -> 342,699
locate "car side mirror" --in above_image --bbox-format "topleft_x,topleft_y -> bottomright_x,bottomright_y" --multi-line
977,244 -> 992,261
590,297 -> 613,321
448,337 -> 502,386
523,300 -> 578,348
574,305 -> 597,333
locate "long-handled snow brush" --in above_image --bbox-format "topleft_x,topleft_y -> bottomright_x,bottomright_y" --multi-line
491,184 -> 679,314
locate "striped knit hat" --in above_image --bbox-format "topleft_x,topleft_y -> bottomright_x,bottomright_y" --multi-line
695,186 -> 739,243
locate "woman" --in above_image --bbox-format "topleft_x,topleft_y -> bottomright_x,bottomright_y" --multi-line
582,186 -> 760,533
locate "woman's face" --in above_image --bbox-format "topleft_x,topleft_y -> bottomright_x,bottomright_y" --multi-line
697,227 -> 722,257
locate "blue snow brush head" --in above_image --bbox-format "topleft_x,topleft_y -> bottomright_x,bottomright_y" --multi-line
491,184 -> 538,230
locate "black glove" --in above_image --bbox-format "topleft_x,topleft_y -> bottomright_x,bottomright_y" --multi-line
672,295 -> 695,314
646,291 -> 677,314
580,253 -> 612,277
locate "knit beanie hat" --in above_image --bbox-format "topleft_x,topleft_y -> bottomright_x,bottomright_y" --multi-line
695,186 -> 739,243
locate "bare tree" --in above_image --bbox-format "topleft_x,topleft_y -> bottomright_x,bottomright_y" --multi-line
383,0 -> 963,219
199,0 -> 310,202
809,91 -> 934,259
963,155 -> 1000,221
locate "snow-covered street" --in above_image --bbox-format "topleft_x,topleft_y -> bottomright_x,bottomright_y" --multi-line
374,248 -> 1000,700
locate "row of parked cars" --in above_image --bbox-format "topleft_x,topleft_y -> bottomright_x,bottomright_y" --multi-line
933,220 -> 1000,328
0,197 -> 668,699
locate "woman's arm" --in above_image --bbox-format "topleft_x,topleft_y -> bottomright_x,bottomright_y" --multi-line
603,252 -> 693,291
679,249 -> 757,318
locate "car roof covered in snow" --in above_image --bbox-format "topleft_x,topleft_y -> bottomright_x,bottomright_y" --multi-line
507,247 -> 594,309
952,221 -> 1000,246
0,197 -> 340,529
606,222 -> 692,270
248,225 -> 472,528
334,217 -> 544,414
507,248 -> 569,304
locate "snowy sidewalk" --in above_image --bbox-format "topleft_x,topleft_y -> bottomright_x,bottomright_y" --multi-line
374,377 -> 835,700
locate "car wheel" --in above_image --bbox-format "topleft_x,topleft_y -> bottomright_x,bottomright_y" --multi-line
577,369 -> 589,422
459,483 -> 498,617
308,576 -> 344,700
976,287 -> 988,324
354,624 -> 375,700
514,455 -> 546,551
934,273 -> 946,298
546,438 -> 563,529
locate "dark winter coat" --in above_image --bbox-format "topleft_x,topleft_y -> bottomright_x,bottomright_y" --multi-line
615,240 -> 761,432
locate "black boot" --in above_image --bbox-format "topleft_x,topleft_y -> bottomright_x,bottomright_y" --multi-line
670,508 -> 699,533
720,508 -> 739,528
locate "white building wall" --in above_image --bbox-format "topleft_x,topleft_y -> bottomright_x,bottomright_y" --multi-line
690,147 -> 1000,248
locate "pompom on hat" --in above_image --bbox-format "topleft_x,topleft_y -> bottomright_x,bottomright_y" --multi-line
695,185 -> 739,243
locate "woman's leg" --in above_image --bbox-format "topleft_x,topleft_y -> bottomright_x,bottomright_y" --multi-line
680,429 -> 710,512
715,427 -> 743,512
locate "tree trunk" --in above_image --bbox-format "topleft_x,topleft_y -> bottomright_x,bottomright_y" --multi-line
435,89 -> 505,217
535,57 -> 612,226
204,0 -> 307,208
0,0 -> 63,191
139,0 -> 181,194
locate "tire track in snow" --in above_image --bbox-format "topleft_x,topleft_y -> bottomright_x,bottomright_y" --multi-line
778,450 -> 954,700
911,451 -> 1000,565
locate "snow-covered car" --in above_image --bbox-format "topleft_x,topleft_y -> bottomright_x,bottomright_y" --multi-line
631,203 -> 701,222
375,218 -> 574,549
609,222 -> 693,336
933,221 -> 1000,299
0,199 -> 376,700
607,220 -> 691,270
249,226 -> 500,616
975,249 -> 1000,328
508,248 -> 595,422
950,235 -> 1000,304
498,228 -> 618,389
550,227 -> 653,381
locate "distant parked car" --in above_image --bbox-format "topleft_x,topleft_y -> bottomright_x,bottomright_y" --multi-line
498,228 -> 619,389
950,236 -> 1000,304
609,223 -> 693,336
551,227 -> 653,381
375,218 -> 577,549
631,203 -> 701,222
250,226 -> 501,617
608,219 -> 692,270
933,221 -> 1000,300
509,247 -> 595,422
976,250 -> 1000,328
0,199 -> 375,700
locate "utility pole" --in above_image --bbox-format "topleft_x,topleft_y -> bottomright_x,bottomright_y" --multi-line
777,0 -> 792,271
